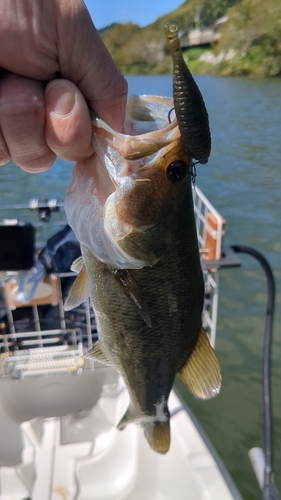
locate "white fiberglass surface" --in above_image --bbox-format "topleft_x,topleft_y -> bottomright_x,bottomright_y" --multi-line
0,374 -> 240,500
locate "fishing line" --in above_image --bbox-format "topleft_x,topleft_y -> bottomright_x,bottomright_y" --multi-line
231,245 -> 279,500
168,107 -> 175,124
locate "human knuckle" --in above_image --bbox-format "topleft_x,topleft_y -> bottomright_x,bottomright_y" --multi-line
16,149 -> 56,173
0,92 -> 45,119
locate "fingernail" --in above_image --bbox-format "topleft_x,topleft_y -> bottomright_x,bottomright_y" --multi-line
47,81 -> 76,117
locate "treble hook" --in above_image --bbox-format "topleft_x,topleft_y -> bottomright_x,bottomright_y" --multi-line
190,162 -> 198,184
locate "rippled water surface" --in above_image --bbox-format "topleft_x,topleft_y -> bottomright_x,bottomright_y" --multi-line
1,75 -> 281,499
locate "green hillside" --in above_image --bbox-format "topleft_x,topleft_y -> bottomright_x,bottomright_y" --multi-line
99,0 -> 281,77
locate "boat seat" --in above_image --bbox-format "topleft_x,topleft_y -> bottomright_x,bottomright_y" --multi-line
1,271 -> 61,337
0,221 -> 63,337
2,274 -> 60,309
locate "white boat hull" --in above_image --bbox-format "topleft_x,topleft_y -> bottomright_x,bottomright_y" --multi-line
0,365 -> 241,500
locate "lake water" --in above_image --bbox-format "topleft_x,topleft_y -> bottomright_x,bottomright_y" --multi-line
1,75 -> 281,499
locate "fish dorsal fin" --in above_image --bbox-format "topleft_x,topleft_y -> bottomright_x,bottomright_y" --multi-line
64,265 -> 89,311
112,269 -> 152,327
71,256 -> 84,274
179,327 -> 221,400
85,340 -> 112,365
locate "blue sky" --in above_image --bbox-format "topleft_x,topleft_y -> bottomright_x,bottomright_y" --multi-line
84,0 -> 184,30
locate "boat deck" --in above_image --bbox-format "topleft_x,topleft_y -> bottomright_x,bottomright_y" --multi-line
0,377 -> 241,500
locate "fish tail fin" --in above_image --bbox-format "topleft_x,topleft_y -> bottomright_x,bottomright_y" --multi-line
179,326 -> 221,399
143,421 -> 170,455
117,407 -> 170,455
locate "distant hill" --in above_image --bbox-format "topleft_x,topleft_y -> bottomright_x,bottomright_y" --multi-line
99,0 -> 281,77
97,23 -> 117,36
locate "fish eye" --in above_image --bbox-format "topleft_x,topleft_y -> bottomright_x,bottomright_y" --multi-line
166,161 -> 187,183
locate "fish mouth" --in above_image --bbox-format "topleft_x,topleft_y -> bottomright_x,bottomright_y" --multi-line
65,95 -> 188,269
91,95 -> 179,180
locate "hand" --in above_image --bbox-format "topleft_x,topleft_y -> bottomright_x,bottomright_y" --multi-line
0,0 -> 128,172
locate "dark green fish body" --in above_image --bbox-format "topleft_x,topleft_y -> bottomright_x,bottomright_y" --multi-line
82,179 -> 203,427
64,25 -> 220,454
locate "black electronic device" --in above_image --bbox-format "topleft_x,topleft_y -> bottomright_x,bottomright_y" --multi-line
0,223 -> 35,271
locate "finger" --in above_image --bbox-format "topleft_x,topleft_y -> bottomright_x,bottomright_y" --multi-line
0,127 -> 10,166
55,1 -> 128,131
0,73 -> 56,172
45,79 -> 94,161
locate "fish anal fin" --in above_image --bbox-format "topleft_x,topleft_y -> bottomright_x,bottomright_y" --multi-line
143,421 -> 170,455
179,327 -> 221,400
117,406 -> 135,431
64,265 -> 89,311
113,269 -> 151,327
85,340 -> 112,366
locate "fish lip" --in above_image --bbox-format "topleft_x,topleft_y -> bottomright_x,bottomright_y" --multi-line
92,117 -> 180,184
92,94 -> 179,159
90,95 -> 181,188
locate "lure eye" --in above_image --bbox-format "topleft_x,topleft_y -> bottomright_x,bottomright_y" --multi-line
166,161 -> 187,183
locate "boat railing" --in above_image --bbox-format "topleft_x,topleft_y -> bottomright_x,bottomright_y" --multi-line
0,278 -> 97,378
0,193 -> 226,261
193,186 -> 225,263
0,331 -> 84,378
192,187 -> 226,346
0,199 -> 66,245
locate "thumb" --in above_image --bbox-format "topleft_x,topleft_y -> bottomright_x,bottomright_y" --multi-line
55,0 -> 128,131
45,79 -> 94,162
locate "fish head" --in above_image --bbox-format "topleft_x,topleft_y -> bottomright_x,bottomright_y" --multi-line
65,95 -> 192,269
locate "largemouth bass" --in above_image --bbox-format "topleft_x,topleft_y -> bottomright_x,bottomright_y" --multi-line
64,24 -> 220,454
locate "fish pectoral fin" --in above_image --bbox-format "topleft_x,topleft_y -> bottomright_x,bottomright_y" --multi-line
85,340 -> 112,365
64,265 -> 89,311
112,269 -> 152,327
179,326 -> 221,400
70,255 -> 84,274
143,421 -> 170,455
